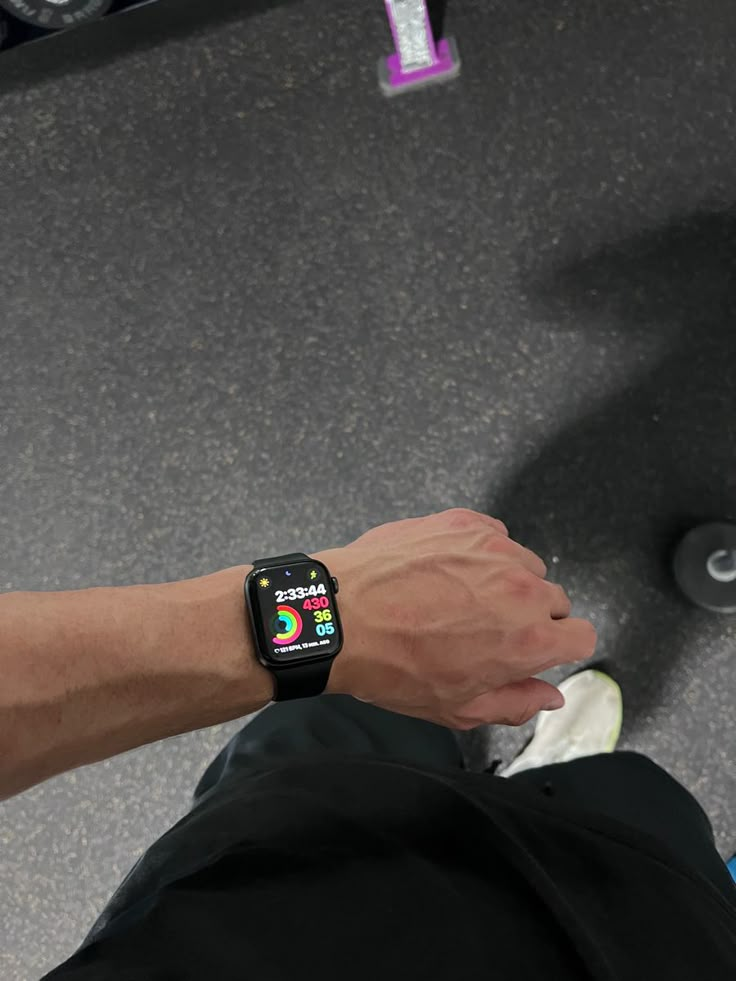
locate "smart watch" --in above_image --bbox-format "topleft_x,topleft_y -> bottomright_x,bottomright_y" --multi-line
244,552 -> 343,701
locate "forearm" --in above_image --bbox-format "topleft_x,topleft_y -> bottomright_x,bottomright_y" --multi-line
0,564 -> 274,800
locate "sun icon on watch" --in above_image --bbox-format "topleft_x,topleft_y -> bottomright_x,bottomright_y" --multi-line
258,577 -> 270,588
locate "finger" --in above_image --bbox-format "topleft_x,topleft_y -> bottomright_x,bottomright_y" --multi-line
486,618 -> 596,688
488,535 -> 548,578
546,581 -> 572,620
455,677 -> 565,729
498,566 -> 571,618
512,543 -> 548,579
520,618 -> 598,676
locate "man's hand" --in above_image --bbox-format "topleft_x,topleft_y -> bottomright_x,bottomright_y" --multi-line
320,508 -> 596,730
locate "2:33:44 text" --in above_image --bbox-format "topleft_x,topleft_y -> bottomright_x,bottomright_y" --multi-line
274,584 -> 327,603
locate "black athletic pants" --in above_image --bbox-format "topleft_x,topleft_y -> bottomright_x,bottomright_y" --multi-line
193,693 -> 736,902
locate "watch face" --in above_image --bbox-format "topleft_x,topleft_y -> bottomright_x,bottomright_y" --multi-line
246,560 -> 342,664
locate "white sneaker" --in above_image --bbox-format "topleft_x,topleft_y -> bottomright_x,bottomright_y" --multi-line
500,669 -> 623,778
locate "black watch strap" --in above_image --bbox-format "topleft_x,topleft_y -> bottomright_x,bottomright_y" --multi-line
270,657 -> 336,701
252,552 -> 336,702
253,552 -> 310,567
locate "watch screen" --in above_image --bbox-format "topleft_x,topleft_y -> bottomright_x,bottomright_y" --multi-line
248,561 -> 342,663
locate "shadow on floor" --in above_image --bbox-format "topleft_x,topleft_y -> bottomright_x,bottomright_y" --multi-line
488,210 -> 736,726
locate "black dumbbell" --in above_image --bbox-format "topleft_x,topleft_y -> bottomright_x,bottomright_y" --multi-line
0,0 -> 111,31
673,523 -> 736,613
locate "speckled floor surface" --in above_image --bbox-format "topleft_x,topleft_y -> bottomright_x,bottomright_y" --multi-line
0,0 -> 735,977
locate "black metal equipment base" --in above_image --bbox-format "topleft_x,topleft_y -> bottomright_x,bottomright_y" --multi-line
0,0 -> 152,54
673,522 -> 736,613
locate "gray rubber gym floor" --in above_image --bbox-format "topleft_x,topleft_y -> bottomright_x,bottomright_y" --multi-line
1,0 -> 735,977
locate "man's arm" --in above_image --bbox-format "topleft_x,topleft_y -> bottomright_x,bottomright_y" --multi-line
0,564 -> 274,801
0,509 -> 594,802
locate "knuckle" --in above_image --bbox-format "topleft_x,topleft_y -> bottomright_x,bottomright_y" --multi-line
440,665 -> 474,692
486,532 -> 517,555
444,507 -> 485,528
517,623 -> 547,654
555,582 -> 571,604
502,566 -> 538,597
441,508 -> 509,541
491,516 -> 509,536
481,515 -> 509,537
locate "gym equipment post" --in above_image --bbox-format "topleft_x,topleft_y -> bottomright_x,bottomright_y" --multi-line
379,0 -> 460,96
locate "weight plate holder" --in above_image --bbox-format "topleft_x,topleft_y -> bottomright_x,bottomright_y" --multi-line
673,522 -> 736,613
0,0 -> 111,32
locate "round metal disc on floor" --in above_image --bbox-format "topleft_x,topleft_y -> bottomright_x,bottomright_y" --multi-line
0,0 -> 111,31
673,522 -> 736,613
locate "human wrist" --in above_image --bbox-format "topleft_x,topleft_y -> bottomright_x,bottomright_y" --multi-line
313,547 -> 376,700
180,563 -> 275,715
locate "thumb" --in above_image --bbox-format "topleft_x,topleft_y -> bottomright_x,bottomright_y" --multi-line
458,677 -> 565,728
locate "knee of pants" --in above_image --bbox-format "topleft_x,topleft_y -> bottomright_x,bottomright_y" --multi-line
611,751 -> 715,832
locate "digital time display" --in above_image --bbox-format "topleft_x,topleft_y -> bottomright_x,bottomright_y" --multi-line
246,560 -> 342,663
